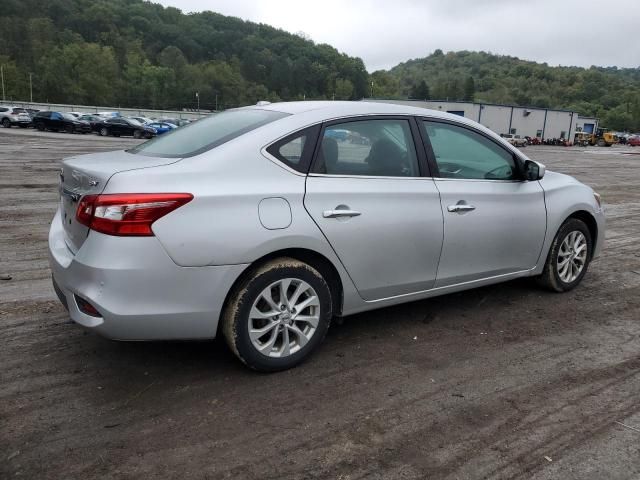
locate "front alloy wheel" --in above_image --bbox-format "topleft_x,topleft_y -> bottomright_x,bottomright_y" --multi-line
556,231 -> 588,283
222,258 -> 332,371
537,218 -> 593,292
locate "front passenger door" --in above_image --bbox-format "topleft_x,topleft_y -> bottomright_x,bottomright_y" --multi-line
420,120 -> 547,287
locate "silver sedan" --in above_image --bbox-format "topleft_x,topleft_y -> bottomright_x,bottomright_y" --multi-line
49,101 -> 605,371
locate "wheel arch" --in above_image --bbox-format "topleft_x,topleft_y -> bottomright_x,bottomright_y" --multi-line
566,209 -> 598,258
217,247 -> 344,336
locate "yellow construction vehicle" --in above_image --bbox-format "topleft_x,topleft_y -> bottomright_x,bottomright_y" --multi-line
590,127 -> 618,147
574,131 -> 592,147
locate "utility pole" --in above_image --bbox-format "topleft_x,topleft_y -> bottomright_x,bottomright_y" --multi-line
29,73 -> 33,103
195,91 -> 199,112
215,94 -> 218,112
1,66 -> 5,102
370,81 -> 374,98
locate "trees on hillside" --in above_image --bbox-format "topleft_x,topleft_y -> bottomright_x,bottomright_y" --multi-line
388,51 -> 640,131
0,0 -> 368,109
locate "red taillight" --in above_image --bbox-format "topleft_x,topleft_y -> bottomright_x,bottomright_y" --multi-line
76,193 -> 193,236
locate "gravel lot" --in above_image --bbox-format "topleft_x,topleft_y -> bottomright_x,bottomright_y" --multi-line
1,128 -> 639,479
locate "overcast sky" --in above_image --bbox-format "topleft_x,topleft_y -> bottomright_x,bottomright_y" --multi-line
157,0 -> 640,71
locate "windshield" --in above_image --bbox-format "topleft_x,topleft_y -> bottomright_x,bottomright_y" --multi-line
129,109 -> 288,158
127,118 -> 143,126
62,113 -> 78,121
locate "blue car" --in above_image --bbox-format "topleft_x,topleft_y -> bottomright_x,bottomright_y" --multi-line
148,122 -> 177,135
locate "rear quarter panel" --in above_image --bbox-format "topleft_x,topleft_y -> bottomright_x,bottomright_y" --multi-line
103,131 -> 364,313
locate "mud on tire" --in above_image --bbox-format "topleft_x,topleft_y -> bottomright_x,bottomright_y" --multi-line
222,257 -> 332,372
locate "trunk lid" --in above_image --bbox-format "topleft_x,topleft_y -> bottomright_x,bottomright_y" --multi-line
58,150 -> 179,253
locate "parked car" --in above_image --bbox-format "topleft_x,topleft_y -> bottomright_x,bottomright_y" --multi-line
325,128 -> 349,141
628,135 -> 640,147
25,108 -> 40,121
501,133 -> 527,147
0,106 -> 32,128
49,101 -> 605,372
98,117 -> 156,138
161,117 -> 189,127
78,114 -> 107,132
129,116 -> 155,125
97,111 -> 120,118
67,112 -> 83,118
147,121 -> 177,135
33,111 -> 91,133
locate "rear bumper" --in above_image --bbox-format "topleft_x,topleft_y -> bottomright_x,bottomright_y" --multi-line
48,208 -> 248,340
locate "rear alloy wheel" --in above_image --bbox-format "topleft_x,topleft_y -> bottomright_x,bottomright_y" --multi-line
222,258 -> 332,372
2,118 -> 10,128
100,127 -> 108,137
536,218 -> 592,292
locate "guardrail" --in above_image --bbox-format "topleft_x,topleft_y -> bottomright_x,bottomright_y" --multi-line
3,101 -> 213,120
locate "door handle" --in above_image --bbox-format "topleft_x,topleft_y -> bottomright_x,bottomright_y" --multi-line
323,209 -> 361,218
447,204 -> 476,213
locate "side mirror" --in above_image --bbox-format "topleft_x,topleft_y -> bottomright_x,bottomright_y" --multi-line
524,160 -> 545,180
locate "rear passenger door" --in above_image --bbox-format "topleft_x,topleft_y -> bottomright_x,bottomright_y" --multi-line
419,119 -> 547,287
50,112 -> 63,130
304,116 -> 444,301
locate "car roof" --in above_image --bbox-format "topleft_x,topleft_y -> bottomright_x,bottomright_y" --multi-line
243,100 -> 483,126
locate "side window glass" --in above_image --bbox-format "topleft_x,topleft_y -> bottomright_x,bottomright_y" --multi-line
313,119 -> 419,177
266,126 -> 319,173
52,112 -> 62,120
423,121 -> 517,180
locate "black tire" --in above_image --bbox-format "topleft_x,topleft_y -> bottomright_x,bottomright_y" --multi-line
36,122 -> 45,131
536,218 -> 593,292
133,130 -> 142,139
100,127 -> 108,137
144,132 -> 153,139
597,139 -> 606,147
66,125 -> 75,134
222,258 -> 332,372
2,118 -> 11,128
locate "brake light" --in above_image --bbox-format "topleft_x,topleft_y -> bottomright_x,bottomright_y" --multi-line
76,193 -> 193,236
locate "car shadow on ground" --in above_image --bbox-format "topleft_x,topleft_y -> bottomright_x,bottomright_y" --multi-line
74,275 -> 573,383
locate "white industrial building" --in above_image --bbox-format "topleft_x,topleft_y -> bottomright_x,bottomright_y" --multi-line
369,99 -> 599,141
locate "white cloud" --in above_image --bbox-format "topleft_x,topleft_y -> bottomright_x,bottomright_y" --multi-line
157,0 -> 640,70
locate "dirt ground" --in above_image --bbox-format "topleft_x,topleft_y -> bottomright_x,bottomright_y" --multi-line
1,128 -> 639,480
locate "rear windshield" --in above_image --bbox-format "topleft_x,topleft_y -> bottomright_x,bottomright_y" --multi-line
129,109 -> 289,158
12,108 -> 26,113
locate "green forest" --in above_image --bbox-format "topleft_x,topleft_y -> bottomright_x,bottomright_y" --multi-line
1,0 -> 639,130
375,50 -> 640,131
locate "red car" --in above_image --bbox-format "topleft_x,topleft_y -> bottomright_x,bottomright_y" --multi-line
628,135 -> 640,146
